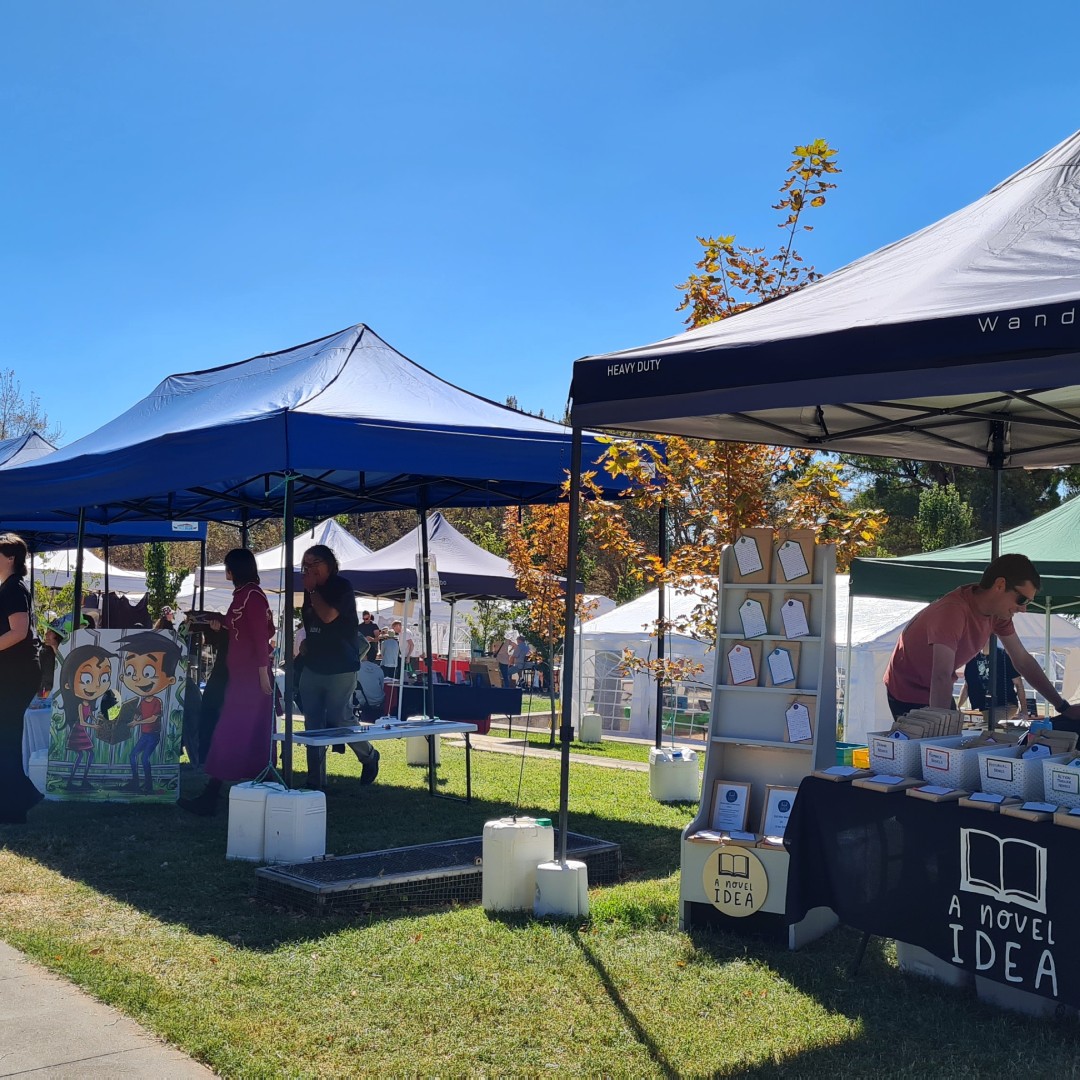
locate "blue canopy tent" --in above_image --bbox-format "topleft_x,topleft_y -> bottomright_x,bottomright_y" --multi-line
0,324 -> 626,785
551,129 -> 1080,860
0,431 -> 55,468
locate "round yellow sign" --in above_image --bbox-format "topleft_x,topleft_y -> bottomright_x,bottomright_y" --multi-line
701,844 -> 769,917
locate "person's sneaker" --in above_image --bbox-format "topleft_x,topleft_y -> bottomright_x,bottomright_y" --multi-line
360,748 -> 380,785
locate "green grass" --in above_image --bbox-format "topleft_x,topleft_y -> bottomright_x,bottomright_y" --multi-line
486,724 -> 657,763
1,745 -> 1078,1077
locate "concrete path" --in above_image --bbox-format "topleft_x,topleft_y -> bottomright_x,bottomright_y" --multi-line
445,722 -> 705,773
0,941 -> 213,1078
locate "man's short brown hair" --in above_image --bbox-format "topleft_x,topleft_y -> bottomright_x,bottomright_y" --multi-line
979,553 -> 1040,592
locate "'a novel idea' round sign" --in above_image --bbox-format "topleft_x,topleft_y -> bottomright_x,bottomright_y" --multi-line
702,845 -> 768,916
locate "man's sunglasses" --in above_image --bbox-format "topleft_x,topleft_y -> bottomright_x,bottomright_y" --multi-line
1013,589 -> 1034,606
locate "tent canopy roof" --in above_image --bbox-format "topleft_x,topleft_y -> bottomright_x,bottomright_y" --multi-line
0,431 -> 55,469
199,517 -> 372,592
850,494 -> 1080,609
0,324 -> 623,524
570,130 -> 1080,470
340,512 -> 525,600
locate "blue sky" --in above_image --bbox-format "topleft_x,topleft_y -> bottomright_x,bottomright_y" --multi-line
2,1 -> 1079,444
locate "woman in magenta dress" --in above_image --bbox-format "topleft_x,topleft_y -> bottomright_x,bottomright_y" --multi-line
179,548 -> 275,816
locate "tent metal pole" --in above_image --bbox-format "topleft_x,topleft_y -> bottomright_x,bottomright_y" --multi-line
397,589 -> 411,722
102,541 -> 109,629
557,426 -> 583,865
240,509 -> 249,551
844,590 -> 855,741
282,477 -> 295,787
418,498 -> 435,720
446,600 -> 456,680
71,509 -> 86,639
655,502 -> 667,750
1045,599 -> 1053,713
987,429 -> 1005,729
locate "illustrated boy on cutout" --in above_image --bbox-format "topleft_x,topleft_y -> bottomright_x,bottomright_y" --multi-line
116,631 -> 182,794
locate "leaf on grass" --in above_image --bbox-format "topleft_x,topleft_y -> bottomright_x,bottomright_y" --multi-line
89,947 -> 103,955
411,933 -> 423,944
209,957 -> 219,964
676,961 -> 686,968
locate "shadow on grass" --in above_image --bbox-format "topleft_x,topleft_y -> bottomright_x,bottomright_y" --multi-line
688,924 -> 1080,1078
571,932 -> 681,1080
0,758 -> 690,950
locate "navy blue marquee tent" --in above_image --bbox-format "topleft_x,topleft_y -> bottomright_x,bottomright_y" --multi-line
0,431 -> 54,468
570,130 -> 1080,469
0,323 -> 623,525
0,324 -> 621,784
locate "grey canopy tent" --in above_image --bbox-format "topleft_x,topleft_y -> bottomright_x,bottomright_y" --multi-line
0,323 -> 628,785
552,129 -> 1080,861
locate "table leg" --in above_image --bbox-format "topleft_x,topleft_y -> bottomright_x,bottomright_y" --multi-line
850,930 -> 872,976
427,733 -> 436,796
465,732 -> 471,802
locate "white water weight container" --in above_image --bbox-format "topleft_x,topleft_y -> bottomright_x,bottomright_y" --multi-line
226,781 -> 286,862
481,816 -> 554,912
406,735 -> 441,766
579,712 -> 602,744
648,747 -> 700,802
534,859 -> 589,917
263,788 -> 327,864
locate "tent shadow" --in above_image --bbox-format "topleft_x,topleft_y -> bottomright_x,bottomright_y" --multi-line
0,778 -> 688,950
688,924 -> 1078,1075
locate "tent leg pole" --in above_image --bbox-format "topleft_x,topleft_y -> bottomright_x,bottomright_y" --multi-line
282,477 -> 295,787
557,427 -> 583,865
655,503 -> 667,749
844,594 -> 855,742
72,509 -> 86,639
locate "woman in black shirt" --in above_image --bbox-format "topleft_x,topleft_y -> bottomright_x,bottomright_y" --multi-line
0,533 -> 44,824
299,545 -> 379,789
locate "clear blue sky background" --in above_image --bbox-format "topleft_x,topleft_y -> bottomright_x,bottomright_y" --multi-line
3,1 -> 1078,444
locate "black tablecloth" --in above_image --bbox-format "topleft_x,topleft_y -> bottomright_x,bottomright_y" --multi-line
785,777 -> 1078,1007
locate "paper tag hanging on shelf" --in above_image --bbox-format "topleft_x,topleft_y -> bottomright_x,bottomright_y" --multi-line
727,643 -> 758,685
733,535 -> 763,576
777,540 -> 809,582
739,598 -> 768,638
785,700 -> 814,743
767,647 -> 796,686
781,597 -> 810,638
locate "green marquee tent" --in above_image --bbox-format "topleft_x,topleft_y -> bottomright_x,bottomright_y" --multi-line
849,495 -> 1080,613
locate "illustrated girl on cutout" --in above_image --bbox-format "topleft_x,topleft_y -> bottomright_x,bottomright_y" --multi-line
58,643 -> 116,791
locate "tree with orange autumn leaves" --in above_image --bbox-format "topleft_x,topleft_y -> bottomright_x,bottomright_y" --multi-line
504,140 -> 885,692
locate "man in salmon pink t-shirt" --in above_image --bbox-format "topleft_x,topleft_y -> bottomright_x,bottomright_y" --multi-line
883,553 -> 1080,722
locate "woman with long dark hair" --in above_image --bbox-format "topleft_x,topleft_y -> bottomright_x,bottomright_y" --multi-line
179,548 -> 275,816
0,533 -> 44,823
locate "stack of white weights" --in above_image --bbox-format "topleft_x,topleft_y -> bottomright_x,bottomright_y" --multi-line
481,816 -> 589,918
226,781 -> 327,864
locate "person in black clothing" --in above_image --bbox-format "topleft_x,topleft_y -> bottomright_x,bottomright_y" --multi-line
38,627 -> 63,696
0,533 -> 44,824
358,610 -> 380,664
299,545 -> 378,789
959,643 -> 1027,721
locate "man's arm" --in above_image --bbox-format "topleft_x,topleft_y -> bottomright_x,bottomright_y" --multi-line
929,643 -> 960,708
1001,634 -> 1080,718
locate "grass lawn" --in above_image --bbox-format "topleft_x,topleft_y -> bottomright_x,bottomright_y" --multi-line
1,744 -> 1077,1077
485,724 -> 657,764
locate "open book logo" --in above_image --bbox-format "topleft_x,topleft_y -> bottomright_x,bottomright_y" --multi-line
960,828 -> 1047,913
718,851 -> 750,879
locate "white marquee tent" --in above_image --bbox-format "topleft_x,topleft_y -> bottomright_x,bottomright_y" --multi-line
31,548 -> 147,594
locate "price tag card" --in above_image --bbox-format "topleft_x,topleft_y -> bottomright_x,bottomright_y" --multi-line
726,641 -> 761,686
739,597 -> 768,639
766,643 -> 800,687
781,594 -> 811,638
730,528 -> 773,583
785,698 -> 815,743
773,530 -> 814,584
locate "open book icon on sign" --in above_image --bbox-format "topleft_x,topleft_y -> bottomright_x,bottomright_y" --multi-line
960,828 -> 1046,913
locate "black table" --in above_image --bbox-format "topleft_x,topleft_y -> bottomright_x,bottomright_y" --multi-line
785,777 -> 1078,1008
388,683 -> 522,734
